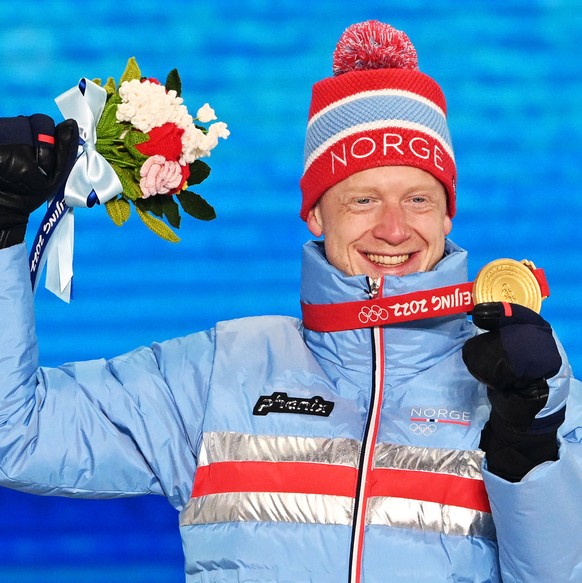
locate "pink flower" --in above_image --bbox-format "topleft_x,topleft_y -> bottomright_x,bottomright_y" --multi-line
139,155 -> 184,197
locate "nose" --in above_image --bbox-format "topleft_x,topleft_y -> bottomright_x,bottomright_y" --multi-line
371,204 -> 412,245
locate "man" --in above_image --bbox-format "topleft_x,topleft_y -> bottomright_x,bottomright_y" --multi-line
0,20 -> 580,583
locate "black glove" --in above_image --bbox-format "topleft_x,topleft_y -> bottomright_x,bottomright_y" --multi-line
0,114 -> 79,248
462,302 -> 565,482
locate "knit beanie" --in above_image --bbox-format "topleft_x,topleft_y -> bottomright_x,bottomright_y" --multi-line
299,20 -> 456,220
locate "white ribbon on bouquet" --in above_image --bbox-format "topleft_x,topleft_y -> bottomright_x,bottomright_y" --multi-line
29,78 -> 122,302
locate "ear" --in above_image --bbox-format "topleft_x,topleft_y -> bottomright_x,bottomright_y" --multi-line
306,205 -> 324,237
443,214 -> 453,236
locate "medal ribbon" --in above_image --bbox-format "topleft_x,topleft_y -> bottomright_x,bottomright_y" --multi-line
301,269 -> 549,332
29,187 -> 71,296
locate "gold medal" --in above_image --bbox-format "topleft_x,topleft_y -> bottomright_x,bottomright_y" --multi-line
473,258 -> 544,313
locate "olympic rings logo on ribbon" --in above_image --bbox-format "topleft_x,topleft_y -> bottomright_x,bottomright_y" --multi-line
409,423 -> 437,436
358,304 -> 390,324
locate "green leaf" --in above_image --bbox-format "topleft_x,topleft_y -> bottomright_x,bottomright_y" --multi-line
103,76 -> 117,95
115,165 -> 143,201
95,94 -> 123,140
124,129 -> 149,148
136,195 -> 180,228
105,197 -> 131,226
119,57 -> 141,84
109,145 -> 139,169
165,68 -> 182,97
187,160 -> 211,186
161,196 -> 181,228
136,196 -> 163,217
124,130 -> 149,162
135,204 -> 180,243
177,190 -> 216,221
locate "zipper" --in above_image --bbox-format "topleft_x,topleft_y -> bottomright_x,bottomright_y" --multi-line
368,277 -> 382,298
348,277 -> 386,583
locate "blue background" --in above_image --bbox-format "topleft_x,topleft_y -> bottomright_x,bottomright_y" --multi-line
0,1 -> 581,581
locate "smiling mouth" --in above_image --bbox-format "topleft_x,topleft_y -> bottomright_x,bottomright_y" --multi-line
366,253 -> 411,266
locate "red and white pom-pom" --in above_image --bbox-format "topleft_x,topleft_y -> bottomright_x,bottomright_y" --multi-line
332,20 -> 419,76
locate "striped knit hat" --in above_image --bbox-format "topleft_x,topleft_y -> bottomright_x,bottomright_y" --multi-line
300,20 -> 456,220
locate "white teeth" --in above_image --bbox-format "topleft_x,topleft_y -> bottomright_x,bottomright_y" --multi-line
367,253 -> 410,266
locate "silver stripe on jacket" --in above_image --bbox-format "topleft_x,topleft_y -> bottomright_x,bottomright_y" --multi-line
367,497 -> 495,539
181,492 -> 354,527
199,432 -> 485,475
198,431 -> 360,467
181,491 -> 494,539
184,432 -> 494,539
374,442 -> 485,479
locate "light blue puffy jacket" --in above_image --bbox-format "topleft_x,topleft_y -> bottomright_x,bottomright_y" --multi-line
0,239 -> 581,583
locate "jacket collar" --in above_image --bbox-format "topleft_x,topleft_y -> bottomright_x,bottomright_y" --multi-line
300,238 -> 470,306
300,239 -> 475,375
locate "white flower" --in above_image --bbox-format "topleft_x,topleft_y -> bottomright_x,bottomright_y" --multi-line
116,79 -> 228,163
180,127 -> 208,164
196,103 -> 217,123
209,121 -> 230,140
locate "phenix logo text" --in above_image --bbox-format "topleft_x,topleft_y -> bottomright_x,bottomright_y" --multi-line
253,392 -> 334,417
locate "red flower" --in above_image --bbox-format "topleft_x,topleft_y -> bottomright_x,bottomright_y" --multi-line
167,163 -> 190,195
136,122 -> 184,161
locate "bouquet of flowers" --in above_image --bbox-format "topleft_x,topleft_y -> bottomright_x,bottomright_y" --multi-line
90,57 -> 229,242
30,58 -> 229,301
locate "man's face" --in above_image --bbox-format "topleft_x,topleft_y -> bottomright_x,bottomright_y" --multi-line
306,166 -> 453,278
